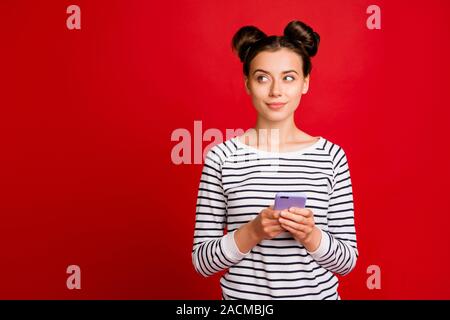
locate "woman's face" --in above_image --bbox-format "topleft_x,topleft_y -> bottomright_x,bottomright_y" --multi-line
245,48 -> 309,122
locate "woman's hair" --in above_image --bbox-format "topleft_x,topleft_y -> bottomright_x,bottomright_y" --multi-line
231,20 -> 320,78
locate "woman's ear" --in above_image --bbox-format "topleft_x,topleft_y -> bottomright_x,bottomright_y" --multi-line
302,76 -> 310,94
244,77 -> 250,95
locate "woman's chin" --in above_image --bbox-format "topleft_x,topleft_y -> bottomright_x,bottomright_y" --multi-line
263,112 -> 290,122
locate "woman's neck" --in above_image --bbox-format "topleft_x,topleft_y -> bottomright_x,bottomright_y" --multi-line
253,116 -> 299,147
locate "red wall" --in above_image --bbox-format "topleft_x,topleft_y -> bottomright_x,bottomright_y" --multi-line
1,0 -> 449,299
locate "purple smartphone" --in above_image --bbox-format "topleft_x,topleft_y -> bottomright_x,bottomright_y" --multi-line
273,192 -> 307,210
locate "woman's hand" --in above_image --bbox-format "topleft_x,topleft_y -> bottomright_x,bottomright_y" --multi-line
278,207 -> 322,252
249,205 -> 286,241
234,205 -> 286,254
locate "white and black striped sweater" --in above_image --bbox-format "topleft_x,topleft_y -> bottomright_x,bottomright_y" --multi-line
192,136 -> 358,300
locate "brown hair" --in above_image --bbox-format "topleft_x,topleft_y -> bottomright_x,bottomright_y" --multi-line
231,20 -> 320,78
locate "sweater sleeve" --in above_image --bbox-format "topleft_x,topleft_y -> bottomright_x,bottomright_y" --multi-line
192,147 -> 249,277
307,147 -> 359,276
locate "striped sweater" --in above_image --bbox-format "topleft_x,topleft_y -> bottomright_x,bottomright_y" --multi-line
192,135 -> 358,300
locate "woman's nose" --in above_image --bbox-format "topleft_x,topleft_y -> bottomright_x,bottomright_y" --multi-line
269,80 -> 282,96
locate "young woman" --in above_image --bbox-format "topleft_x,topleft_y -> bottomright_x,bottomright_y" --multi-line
192,20 -> 358,300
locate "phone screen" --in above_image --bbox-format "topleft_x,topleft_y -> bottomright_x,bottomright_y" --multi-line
273,193 -> 307,210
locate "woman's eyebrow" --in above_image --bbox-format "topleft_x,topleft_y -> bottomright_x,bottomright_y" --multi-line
252,69 -> 299,75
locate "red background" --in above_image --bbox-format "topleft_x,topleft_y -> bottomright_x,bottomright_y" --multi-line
1,0 -> 449,299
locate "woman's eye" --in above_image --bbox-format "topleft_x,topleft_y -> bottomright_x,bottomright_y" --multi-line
256,75 -> 268,82
256,75 -> 295,82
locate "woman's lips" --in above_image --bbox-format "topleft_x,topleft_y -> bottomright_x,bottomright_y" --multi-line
266,102 -> 287,110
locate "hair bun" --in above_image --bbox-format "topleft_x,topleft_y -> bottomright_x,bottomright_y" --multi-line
283,20 -> 320,57
231,26 -> 267,62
